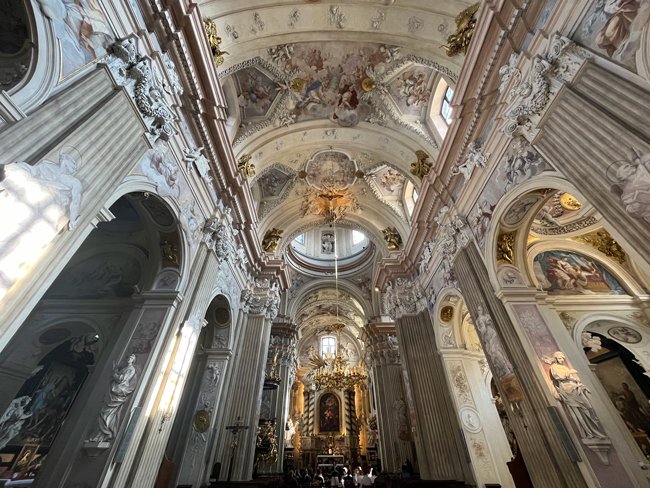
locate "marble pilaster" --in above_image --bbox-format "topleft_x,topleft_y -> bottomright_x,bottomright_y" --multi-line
534,62 -> 650,262
364,323 -> 414,474
454,242 -> 589,487
396,310 -> 473,483
212,280 -> 280,480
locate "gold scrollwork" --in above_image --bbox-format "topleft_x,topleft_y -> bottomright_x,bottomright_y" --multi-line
262,228 -> 283,253
442,3 -> 480,57
203,19 -> 229,66
559,193 -> 582,211
410,150 -> 432,180
496,232 -> 516,265
382,227 -> 403,251
237,154 -> 256,179
571,229 -> 627,265
256,420 -> 278,465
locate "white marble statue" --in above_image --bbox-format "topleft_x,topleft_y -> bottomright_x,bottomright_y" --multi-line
90,354 -> 138,442
545,351 -> 607,440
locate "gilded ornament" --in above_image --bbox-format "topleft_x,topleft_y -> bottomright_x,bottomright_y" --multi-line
442,3 -> 480,57
361,77 -> 375,92
193,409 -> 210,433
256,419 -> 278,465
262,228 -> 283,252
237,154 -> 256,179
496,232 -> 515,265
571,229 -> 627,265
559,193 -> 582,210
410,150 -> 432,180
382,227 -> 402,251
440,305 -> 454,322
291,78 -> 305,91
203,19 -> 229,66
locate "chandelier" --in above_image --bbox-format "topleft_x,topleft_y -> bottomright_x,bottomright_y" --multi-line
308,228 -> 367,391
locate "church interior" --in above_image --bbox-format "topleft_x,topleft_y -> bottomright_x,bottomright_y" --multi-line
0,0 -> 649,487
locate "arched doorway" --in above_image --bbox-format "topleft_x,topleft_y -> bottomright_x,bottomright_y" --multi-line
0,192 -> 181,486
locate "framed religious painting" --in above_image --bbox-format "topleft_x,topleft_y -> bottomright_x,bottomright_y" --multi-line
318,392 -> 341,433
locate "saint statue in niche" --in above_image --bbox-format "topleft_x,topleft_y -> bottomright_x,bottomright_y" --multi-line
321,232 -> 335,254
319,393 -> 340,432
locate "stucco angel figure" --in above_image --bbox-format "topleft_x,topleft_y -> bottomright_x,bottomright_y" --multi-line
90,354 -> 138,442
544,351 -> 607,440
0,396 -> 32,450
1,150 -> 84,231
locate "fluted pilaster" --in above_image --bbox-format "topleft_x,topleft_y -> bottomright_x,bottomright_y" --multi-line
454,243 -> 588,487
396,311 -> 473,482
535,62 -> 650,260
364,323 -> 413,473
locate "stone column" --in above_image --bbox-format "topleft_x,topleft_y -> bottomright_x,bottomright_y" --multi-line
212,279 -> 280,481
454,242 -> 590,487
384,278 -> 473,483
364,322 -> 414,473
258,316 -> 298,474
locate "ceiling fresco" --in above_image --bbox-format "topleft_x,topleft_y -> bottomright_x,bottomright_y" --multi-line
225,41 -> 453,151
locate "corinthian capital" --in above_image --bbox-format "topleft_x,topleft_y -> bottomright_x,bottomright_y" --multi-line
240,278 -> 281,320
365,324 -> 400,366
383,276 -> 427,320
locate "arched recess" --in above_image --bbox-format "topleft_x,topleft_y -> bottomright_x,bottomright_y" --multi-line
2,0 -> 60,116
0,192 -> 183,486
483,176 -> 650,482
576,317 -> 650,463
163,293 -> 233,488
432,288 -> 522,488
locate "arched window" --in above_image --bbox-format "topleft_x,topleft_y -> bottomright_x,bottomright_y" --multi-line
441,85 -> 454,125
321,336 -> 336,356
429,77 -> 455,140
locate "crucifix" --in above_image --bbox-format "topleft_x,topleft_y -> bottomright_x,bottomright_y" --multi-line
225,416 -> 249,482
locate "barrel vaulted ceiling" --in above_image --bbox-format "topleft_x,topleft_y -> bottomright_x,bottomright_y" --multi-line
200,0 -> 475,334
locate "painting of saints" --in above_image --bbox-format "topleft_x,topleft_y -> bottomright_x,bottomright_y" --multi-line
319,393 -> 340,433
37,0 -> 115,77
575,0 -> 650,69
533,250 -> 626,295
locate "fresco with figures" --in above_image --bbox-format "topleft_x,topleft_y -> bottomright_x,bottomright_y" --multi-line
574,0 -> 650,71
232,42 -> 439,131
533,250 -> 626,294
40,0 -> 115,78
